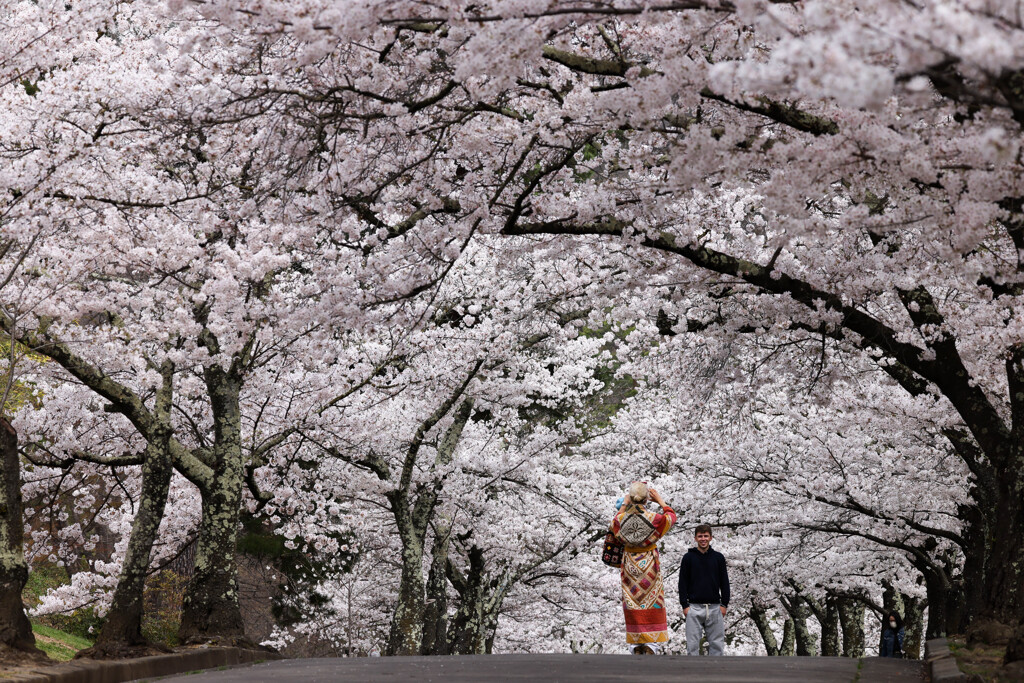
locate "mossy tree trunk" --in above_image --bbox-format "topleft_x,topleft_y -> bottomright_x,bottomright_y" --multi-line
88,363 -> 175,655
780,594 -> 816,657
443,525 -> 580,656
421,526 -> 451,656
0,320 -> 250,647
914,559 -> 956,639
780,617 -> 796,656
951,501 -> 986,634
445,543 -> 509,656
749,602 -> 781,656
837,595 -> 865,657
178,366 -> 246,644
385,395 -> 473,655
802,589 -> 840,657
821,596 -> 841,657
384,366 -> 479,655
903,594 -> 925,660
0,420 -> 39,653
881,581 -> 903,618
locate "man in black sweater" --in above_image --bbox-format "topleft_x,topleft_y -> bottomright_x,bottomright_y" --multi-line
678,524 -> 730,655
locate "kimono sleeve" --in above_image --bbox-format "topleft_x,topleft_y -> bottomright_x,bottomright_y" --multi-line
653,505 -> 677,539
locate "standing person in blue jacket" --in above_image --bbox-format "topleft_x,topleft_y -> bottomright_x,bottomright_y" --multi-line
879,611 -> 905,658
678,524 -> 730,655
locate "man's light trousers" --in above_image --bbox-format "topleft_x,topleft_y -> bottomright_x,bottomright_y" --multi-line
685,603 -> 725,656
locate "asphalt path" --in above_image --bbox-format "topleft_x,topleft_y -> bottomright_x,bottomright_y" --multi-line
155,653 -> 925,682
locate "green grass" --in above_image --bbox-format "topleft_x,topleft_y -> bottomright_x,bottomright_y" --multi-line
31,622 -> 93,661
852,657 -> 864,682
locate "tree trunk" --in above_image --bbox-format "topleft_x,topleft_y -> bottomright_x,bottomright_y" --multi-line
88,439 -> 172,653
780,617 -> 796,656
820,595 -> 840,657
801,590 -> 840,657
447,546 -> 487,655
781,596 -> 816,656
179,370 -> 246,644
88,366 -> 174,656
386,538 -> 426,655
750,603 -> 780,656
793,612 -> 816,656
837,596 -> 865,657
920,565 -> 950,639
950,502 -> 987,635
446,544 -> 508,656
882,581 -> 903,618
421,529 -> 450,655
903,594 -> 924,660
0,420 -> 40,653
982,469 -> 1024,663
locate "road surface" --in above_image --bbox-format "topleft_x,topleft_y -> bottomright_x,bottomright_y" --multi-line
155,653 -> 925,682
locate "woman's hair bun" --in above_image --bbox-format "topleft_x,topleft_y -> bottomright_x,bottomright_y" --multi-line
628,481 -> 649,503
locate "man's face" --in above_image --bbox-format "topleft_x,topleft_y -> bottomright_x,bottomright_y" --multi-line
695,531 -> 712,551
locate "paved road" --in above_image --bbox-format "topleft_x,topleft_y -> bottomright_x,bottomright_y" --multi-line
156,653 -> 925,682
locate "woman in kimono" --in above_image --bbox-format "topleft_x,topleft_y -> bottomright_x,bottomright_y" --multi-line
610,481 -> 677,654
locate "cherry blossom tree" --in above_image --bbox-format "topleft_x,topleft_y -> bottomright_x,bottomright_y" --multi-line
263,0 -> 1022,657
8,0 -> 1024,662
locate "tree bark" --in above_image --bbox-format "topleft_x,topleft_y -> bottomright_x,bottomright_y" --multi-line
0,420 -> 40,653
447,584 -> 503,654
801,589 -> 840,657
178,369 -> 246,644
953,501 -> 986,634
780,617 -> 796,656
920,564 -> 950,639
903,594 -> 924,660
821,596 -> 840,657
781,595 -> 816,656
447,545 -> 489,655
750,603 -> 780,656
87,364 -> 174,656
387,537 -> 426,655
421,529 -> 450,655
983,469 -> 1024,629
442,536 -> 514,656
882,582 -> 903,620
837,595 -> 865,657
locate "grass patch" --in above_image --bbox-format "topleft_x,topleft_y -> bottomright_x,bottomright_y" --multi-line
24,563 -> 103,642
31,622 -> 92,661
24,563 -> 187,651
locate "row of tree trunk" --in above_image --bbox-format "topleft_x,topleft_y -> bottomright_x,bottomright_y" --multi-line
0,350 -> 255,656
749,583 -> 927,659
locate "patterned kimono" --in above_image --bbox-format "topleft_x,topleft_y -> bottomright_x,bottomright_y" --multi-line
610,502 -> 677,649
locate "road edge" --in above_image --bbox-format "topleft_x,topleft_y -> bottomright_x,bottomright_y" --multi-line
925,637 -> 970,683
2,646 -> 281,683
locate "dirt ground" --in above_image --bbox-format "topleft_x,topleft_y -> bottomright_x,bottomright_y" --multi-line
0,645 -> 51,678
950,636 -> 1024,683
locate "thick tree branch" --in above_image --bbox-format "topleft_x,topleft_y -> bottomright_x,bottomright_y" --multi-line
503,218 -> 1013,465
